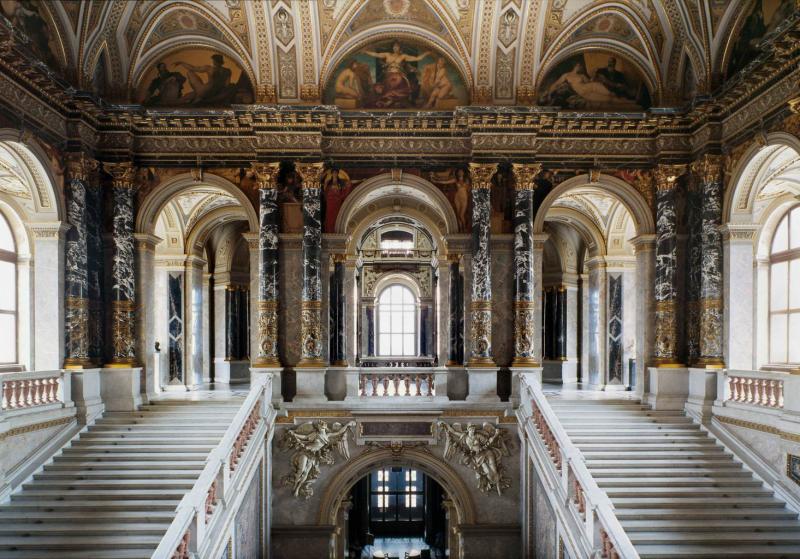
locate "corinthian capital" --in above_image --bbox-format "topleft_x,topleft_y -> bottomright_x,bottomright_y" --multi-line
654,164 -> 686,192
512,163 -> 542,190
66,153 -> 98,182
104,162 -> 135,188
251,162 -> 280,190
469,162 -> 497,190
295,162 -> 324,190
690,154 -> 723,185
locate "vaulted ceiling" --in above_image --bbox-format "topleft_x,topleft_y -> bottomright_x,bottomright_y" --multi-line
8,0 -> 788,108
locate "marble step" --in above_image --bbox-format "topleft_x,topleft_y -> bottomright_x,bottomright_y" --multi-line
635,544 -> 800,558
0,511 -> 175,523
614,508 -> 799,520
0,523 -> 168,536
95,417 -> 229,426
589,468 -> 747,477
22,479 -> 194,490
628,532 -> 800,544
85,429 -> 226,437
564,425 -> 698,432
595,477 -> 764,488
0,535 -> 160,550
558,417 -> 693,424
45,460 -> 206,469
571,434 -> 712,443
35,470 -> 201,480
577,442 -> 721,450
622,519 -> 800,532
0,551 -> 150,559
59,450 -> 211,459
611,497 -> 785,508
604,486 -> 773,498
0,500 -> 180,512
581,450 -> 731,459
11,489 -> 187,500
552,409 -> 682,416
72,437 -> 219,445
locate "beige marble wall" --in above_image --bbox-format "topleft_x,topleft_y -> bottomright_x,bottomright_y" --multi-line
491,237 -> 514,368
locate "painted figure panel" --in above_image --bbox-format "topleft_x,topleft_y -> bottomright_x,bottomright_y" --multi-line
538,51 -> 652,111
136,48 -> 254,107
727,0 -> 795,78
1,0 -> 62,72
323,39 -> 469,109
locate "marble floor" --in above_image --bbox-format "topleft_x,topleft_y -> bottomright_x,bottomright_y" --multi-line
542,382 -> 639,401
370,537 -> 431,558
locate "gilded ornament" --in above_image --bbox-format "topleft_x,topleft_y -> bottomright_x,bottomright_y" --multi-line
251,162 -> 280,189
468,162 -> 496,190
66,153 -> 98,182
296,162 -> 324,190
104,162 -> 135,188
512,163 -> 541,190
654,164 -> 686,191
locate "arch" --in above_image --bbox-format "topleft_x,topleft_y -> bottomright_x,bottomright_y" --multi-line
337,172 -> 458,242
0,130 -> 64,221
374,272 -> 424,301
136,172 -> 258,237
184,205 -> 251,258
724,132 -> 800,224
544,207 -> 607,258
318,448 -> 477,527
533,174 -> 654,237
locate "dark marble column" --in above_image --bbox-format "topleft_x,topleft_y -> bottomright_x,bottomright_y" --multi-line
251,164 -> 281,367
168,271 -> 184,383
225,286 -> 236,360
467,163 -> 496,367
511,163 -> 540,367
695,155 -> 725,368
296,162 -> 326,367
557,286 -> 567,360
63,154 -> 96,369
105,162 -> 138,367
446,254 -> 463,366
607,273 -> 624,383
86,177 -> 105,366
685,172 -> 703,365
329,255 -> 347,366
652,164 -> 686,366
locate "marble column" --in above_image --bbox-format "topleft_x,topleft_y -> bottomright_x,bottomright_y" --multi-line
607,273 -> 624,386
511,163 -> 540,367
30,223 -> 69,370
329,254 -> 347,366
225,286 -> 237,359
446,254 -> 463,365
632,235 -> 656,397
694,155 -> 725,368
466,163 -> 496,367
557,286 -> 567,360
63,154 -> 97,369
105,162 -> 138,367
296,162 -> 326,369
721,225 -> 758,370
652,164 -> 686,367
252,163 -> 281,368
685,172 -> 703,365
86,175 -> 105,366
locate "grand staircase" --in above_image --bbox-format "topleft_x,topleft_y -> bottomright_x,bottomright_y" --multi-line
549,396 -> 800,558
0,398 -> 242,559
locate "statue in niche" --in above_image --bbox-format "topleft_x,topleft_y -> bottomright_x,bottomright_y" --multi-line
429,167 -> 470,232
279,420 -> 356,499
322,167 -> 353,232
438,421 -> 513,495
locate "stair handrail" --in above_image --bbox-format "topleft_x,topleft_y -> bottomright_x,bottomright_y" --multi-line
518,375 -> 639,559
152,374 -> 275,559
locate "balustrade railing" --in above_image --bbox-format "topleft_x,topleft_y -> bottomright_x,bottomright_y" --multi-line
726,373 -> 784,409
517,374 -> 638,559
1,371 -> 63,411
359,356 -> 435,368
358,371 -> 435,397
153,375 -> 276,559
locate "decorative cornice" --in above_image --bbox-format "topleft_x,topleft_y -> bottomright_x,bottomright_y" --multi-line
716,414 -> 800,444
0,415 -> 73,440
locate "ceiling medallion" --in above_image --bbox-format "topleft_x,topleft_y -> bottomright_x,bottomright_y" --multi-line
383,0 -> 411,17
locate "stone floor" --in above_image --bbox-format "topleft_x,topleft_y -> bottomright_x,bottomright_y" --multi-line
370,537 -> 430,558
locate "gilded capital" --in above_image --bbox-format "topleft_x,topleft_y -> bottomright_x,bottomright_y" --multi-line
654,164 -> 686,191
66,153 -> 98,183
104,162 -> 135,188
469,162 -> 496,190
295,162 -> 324,190
690,154 -> 724,185
251,162 -> 280,190
512,163 -> 542,190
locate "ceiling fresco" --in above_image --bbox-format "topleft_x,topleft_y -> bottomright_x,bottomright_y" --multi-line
1,0 -> 797,108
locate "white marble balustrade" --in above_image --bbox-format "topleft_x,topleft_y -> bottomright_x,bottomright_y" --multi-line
1,371 -> 64,411
724,371 -> 785,410
358,371 -> 435,397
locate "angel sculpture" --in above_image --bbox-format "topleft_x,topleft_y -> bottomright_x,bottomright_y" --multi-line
278,420 -> 356,499
438,421 -> 512,495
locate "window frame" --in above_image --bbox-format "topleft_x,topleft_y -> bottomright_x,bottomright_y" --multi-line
768,204 -> 800,366
375,283 -> 419,357
0,211 -> 18,365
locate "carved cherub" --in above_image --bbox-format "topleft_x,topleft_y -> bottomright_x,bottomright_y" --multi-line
438,421 -> 512,495
279,420 -> 356,499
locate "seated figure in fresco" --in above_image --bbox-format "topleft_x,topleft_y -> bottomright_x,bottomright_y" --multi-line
143,62 -> 186,106
363,41 -> 432,108
542,61 -> 640,110
422,57 -> 454,109
174,54 -> 234,105
334,61 -> 365,101
593,57 -> 633,100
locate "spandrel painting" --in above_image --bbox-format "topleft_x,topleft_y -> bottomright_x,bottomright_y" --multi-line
727,0 -> 795,78
0,0 -> 62,72
135,48 -> 254,107
538,51 -> 652,111
323,39 -> 469,109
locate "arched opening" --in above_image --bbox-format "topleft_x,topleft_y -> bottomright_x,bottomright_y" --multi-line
139,174 -> 258,391
376,284 -> 418,357
535,175 -> 648,390
723,135 -> 800,371
0,211 -> 17,365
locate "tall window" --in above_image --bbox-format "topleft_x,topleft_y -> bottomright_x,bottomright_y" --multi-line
369,467 -> 424,525
769,205 -> 800,364
377,284 -> 417,356
0,213 -> 17,364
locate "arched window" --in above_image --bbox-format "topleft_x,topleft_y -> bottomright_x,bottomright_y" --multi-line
377,284 -> 417,356
769,205 -> 800,364
0,212 -> 17,364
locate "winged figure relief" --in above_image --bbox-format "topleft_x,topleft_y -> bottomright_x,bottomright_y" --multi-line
438,422 -> 512,495
278,420 -> 356,499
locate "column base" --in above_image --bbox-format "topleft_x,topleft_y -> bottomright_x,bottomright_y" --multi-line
542,359 -> 578,384
252,357 -> 282,368
466,357 -> 496,368
105,359 -> 141,369
100,367 -> 142,411
511,357 -> 540,367
293,367 -> 327,402
466,367 -> 500,402
214,359 -> 250,384
295,358 -> 328,369
692,357 -> 725,370
650,357 -> 685,368
64,358 -> 94,370
70,368 -> 104,425
251,367 -> 283,404
686,367 -> 718,420
646,366 -> 689,410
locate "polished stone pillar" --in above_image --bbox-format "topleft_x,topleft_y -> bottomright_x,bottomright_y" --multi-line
252,163 -> 281,368
329,254 -> 347,366
607,273 -> 624,385
64,154 -> 97,369
467,163 -> 496,367
511,163 -> 540,367
296,162 -> 326,368
105,162 -> 138,367
652,164 -> 685,367
557,286 -> 567,360
446,254 -> 463,366
685,172 -> 703,365
694,155 -> 725,368
225,286 -> 236,360
86,177 -> 105,366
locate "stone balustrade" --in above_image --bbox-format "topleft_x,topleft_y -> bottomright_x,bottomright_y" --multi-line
358,372 -> 435,397
531,399 -> 562,470
1,371 -> 63,411
726,374 -> 784,409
